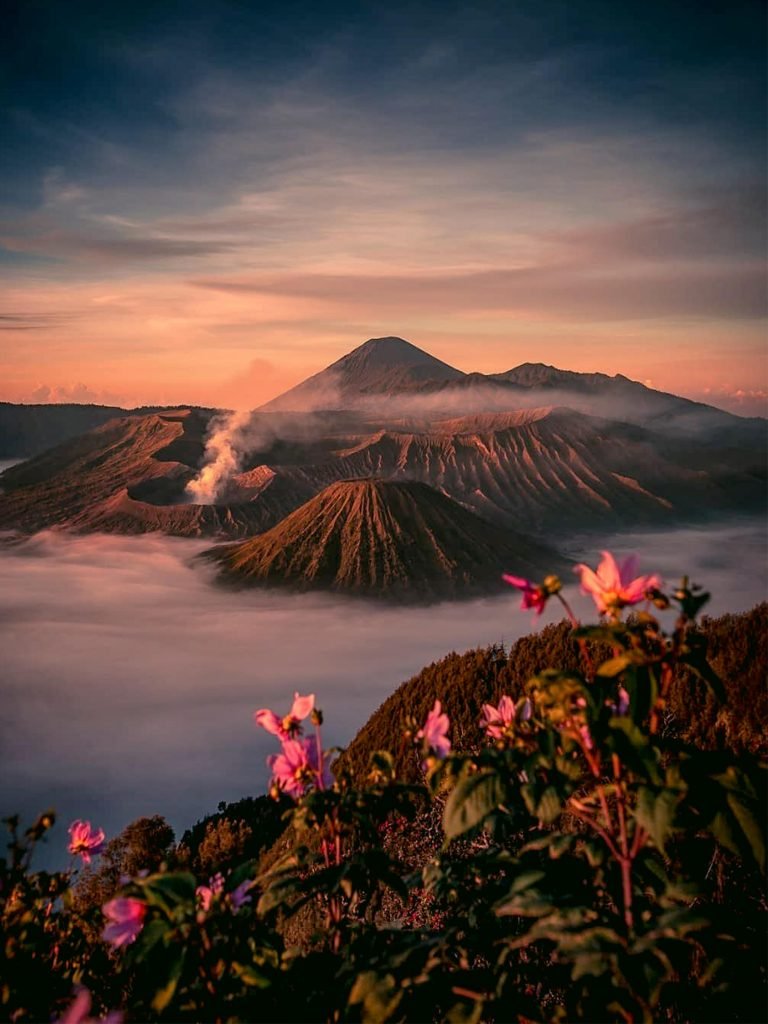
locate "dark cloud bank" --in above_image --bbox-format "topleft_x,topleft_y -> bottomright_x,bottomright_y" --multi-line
1,521 -> 764,866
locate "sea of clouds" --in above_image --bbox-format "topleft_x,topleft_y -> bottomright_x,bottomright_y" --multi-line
0,518 -> 764,865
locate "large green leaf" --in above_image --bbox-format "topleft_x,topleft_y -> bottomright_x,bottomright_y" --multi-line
597,655 -> 632,678
141,872 -> 196,915
521,782 -> 562,825
443,769 -> 506,841
635,787 -> 680,854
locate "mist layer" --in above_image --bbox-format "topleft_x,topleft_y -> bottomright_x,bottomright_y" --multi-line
1,521 -> 764,865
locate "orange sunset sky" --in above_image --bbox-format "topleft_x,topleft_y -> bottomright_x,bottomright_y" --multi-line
2,1 -> 766,415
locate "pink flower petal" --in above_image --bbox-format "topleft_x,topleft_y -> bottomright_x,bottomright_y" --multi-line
597,551 -> 622,591
290,693 -> 315,720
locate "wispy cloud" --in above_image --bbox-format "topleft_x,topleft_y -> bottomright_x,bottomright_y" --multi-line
0,1 -> 764,407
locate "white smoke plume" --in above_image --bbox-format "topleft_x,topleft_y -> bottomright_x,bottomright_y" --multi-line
185,410 -> 253,505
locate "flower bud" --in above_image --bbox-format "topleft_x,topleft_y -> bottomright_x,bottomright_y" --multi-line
543,574 -> 562,595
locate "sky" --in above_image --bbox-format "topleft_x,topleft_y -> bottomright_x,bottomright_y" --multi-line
1,0 -> 766,414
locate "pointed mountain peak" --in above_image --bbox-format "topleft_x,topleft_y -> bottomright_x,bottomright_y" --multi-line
262,336 -> 464,410
329,336 -> 462,374
331,335 -> 456,368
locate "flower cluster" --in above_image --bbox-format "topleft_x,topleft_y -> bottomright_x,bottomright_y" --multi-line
480,695 -> 532,740
196,872 -> 253,912
255,692 -> 332,797
504,551 -> 661,620
416,700 -> 452,762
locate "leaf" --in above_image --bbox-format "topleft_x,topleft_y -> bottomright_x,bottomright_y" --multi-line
681,652 -> 726,702
521,783 -> 562,825
369,750 -> 395,780
726,791 -> 766,870
445,997 -> 484,1024
141,873 -> 196,915
257,874 -> 302,915
348,971 -> 403,1022
151,945 -> 187,1014
443,770 -> 506,841
549,833 -> 575,859
597,655 -> 632,678
231,961 -> 273,989
636,787 -> 680,854
130,918 -> 169,964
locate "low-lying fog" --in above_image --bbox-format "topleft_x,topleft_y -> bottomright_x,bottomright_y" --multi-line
1,519 -> 764,866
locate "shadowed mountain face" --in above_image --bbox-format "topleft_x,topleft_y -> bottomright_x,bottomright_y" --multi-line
0,411 -> 293,538
0,402 -> 218,459
208,479 -> 562,602
228,405 -> 765,532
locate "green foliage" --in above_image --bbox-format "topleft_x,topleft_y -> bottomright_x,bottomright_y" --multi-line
73,814 -> 175,920
1,600 -> 766,1023
178,795 -> 291,874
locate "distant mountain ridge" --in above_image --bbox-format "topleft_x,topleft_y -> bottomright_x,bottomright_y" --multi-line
260,337 -> 764,441
0,401 -> 217,458
0,337 -> 764,594
208,478 -> 561,602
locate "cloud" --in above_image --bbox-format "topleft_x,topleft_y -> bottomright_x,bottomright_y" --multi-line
0,313 -> 73,330
0,520 -> 765,868
1,229 -> 241,264
191,260 -> 767,322
26,382 -> 128,405
547,187 -> 767,264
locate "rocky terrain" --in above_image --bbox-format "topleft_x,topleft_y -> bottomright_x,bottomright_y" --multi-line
0,337 -> 764,563
0,401 -> 216,459
0,411 -> 290,538
207,478 -> 562,601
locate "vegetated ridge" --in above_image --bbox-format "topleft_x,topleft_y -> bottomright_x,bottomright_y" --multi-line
208,478 -> 562,601
340,602 -> 768,781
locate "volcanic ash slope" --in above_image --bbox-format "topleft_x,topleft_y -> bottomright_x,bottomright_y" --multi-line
207,478 -> 562,602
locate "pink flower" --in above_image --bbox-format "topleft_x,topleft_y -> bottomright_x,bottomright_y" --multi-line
574,552 -> 661,615
268,736 -> 330,797
416,700 -> 451,758
102,897 -> 145,948
57,988 -> 123,1024
577,723 -> 594,750
502,575 -> 549,616
196,872 -> 224,911
481,695 -> 532,739
614,686 -> 630,716
68,821 -> 106,864
230,879 -> 254,909
254,692 -> 315,739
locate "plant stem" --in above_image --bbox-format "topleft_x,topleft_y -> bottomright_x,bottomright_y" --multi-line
557,593 -> 595,680
612,753 -> 635,933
